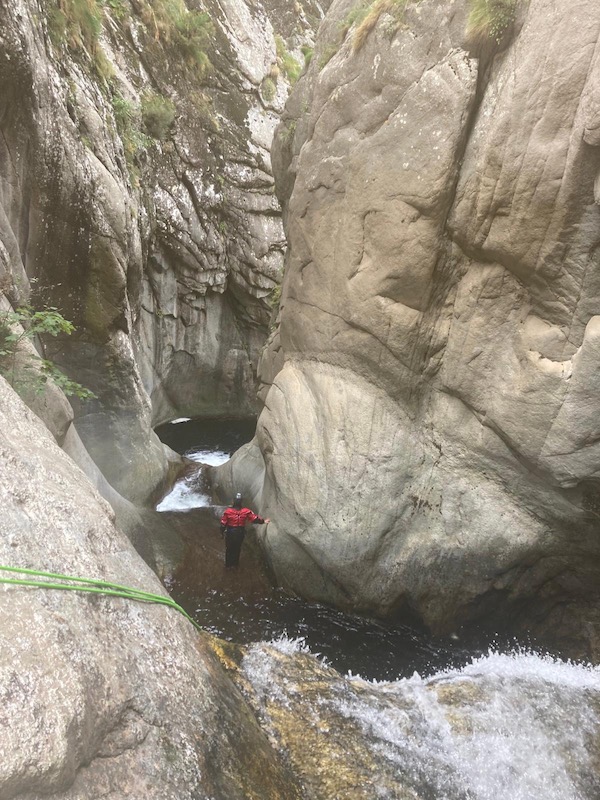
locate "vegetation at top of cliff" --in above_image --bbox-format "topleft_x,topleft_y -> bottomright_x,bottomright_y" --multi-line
466,0 -> 518,45
46,0 -> 214,80
0,307 -> 96,400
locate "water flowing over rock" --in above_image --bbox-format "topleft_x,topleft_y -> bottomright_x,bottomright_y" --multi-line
228,0 -> 600,653
0,375 -> 304,799
233,638 -> 600,800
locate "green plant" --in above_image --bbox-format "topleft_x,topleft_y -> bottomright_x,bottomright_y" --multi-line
47,0 -> 103,52
269,285 -> 281,309
466,0 -> 518,45
280,119 -> 297,144
268,284 -> 282,331
106,0 -> 128,20
0,307 -> 96,400
111,93 -> 151,174
173,7 -> 212,71
189,91 -> 220,131
139,0 -> 214,75
92,44 -> 115,82
275,35 -> 302,84
353,0 -> 414,51
341,1 -> 369,36
46,0 -> 117,83
318,42 -> 339,69
112,93 -> 136,132
141,92 -> 176,139
261,77 -> 277,102
300,44 -> 314,67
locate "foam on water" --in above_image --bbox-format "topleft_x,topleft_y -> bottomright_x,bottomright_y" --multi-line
350,652 -> 599,800
185,448 -> 230,466
156,449 -> 230,512
156,476 -> 212,512
242,644 -> 600,800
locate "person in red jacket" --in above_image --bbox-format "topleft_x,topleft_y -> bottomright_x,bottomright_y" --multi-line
220,493 -> 270,568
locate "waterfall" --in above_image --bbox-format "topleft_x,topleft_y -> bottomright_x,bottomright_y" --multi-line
241,640 -> 600,800
156,448 -> 230,512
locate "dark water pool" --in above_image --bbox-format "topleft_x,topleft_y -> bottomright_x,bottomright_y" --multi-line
155,418 -> 512,681
172,580 -> 499,681
155,417 -> 257,460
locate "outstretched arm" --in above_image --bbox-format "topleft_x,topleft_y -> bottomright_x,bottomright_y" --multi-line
244,509 -> 270,525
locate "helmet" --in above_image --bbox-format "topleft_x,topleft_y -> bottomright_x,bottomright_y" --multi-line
233,492 -> 242,509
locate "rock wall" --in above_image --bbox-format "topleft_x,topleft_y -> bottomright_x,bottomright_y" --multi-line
231,0 -> 600,654
0,0 -> 321,505
0,375 -> 304,799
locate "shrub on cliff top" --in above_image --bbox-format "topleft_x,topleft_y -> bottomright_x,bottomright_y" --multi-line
466,0 -> 518,45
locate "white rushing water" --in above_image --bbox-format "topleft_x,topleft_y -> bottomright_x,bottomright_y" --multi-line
242,641 -> 600,800
156,449 -> 230,512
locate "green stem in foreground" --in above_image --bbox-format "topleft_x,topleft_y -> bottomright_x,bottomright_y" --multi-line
0,565 -> 202,633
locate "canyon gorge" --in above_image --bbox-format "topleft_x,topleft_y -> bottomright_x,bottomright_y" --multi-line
2,0 -> 600,796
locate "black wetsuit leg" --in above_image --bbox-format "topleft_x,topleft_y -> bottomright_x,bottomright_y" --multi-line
225,527 -> 245,567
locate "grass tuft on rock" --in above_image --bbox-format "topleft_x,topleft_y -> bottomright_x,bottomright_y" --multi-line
139,0 -> 214,75
111,93 -> 151,176
261,77 -> 277,102
141,92 -> 176,139
48,0 -> 103,53
466,0 -> 518,46
275,35 -> 302,84
47,0 -> 214,79
353,0 -> 411,51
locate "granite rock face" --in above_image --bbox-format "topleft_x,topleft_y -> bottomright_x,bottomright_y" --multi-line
0,0 -> 321,504
230,0 -> 600,651
0,375 -> 303,800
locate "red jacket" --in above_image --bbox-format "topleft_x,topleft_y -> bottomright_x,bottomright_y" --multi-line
220,507 -> 265,528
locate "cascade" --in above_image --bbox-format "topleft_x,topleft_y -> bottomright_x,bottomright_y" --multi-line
154,419 -> 600,800
241,641 -> 600,800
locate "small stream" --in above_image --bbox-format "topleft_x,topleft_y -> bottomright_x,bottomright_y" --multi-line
156,418 -> 516,681
155,418 -> 600,799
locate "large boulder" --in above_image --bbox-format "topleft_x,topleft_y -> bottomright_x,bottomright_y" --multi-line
228,0 -> 600,653
0,374 -> 303,799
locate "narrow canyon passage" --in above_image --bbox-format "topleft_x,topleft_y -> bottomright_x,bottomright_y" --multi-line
154,418 -> 547,681
155,424 -> 600,799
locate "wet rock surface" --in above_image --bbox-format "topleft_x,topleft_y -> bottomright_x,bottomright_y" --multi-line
222,640 -> 600,800
0,375 -> 304,800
